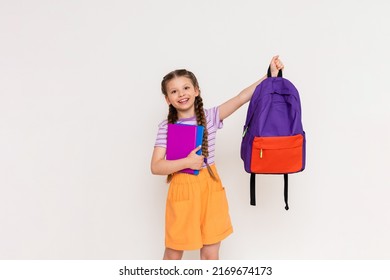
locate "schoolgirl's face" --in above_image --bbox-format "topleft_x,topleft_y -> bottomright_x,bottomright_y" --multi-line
165,76 -> 200,117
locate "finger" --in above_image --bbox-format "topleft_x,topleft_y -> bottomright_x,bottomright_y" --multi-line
276,60 -> 284,70
192,145 -> 202,153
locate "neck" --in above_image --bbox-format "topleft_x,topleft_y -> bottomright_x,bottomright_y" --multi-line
177,107 -> 196,120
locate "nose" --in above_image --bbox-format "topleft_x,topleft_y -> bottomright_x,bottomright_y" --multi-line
178,90 -> 184,97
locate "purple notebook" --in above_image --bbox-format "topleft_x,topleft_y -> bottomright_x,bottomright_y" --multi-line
166,124 -> 204,175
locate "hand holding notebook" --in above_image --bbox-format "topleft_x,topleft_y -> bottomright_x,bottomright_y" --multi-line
185,145 -> 204,170
166,124 -> 204,175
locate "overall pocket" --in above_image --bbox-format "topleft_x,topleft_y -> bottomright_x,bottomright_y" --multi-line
250,134 -> 304,173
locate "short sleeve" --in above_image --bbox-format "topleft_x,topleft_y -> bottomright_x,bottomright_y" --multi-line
154,120 -> 168,148
207,107 -> 223,130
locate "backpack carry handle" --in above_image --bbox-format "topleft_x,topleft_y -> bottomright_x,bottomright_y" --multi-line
267,65 -> 282,78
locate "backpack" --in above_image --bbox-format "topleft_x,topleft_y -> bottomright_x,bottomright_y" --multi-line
240,68 -> 305,210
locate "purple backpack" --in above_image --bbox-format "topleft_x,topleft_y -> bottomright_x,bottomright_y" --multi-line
241,68 -> 305,210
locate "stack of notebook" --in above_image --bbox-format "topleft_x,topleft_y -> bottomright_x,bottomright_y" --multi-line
166,124 -> 204,175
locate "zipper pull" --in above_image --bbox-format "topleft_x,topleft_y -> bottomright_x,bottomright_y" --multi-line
260,148 -> 263,158
242,126 -> 248,137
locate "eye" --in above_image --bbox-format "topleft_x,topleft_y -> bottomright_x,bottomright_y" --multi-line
184,86 -> 190,90
170,90 -> 177,94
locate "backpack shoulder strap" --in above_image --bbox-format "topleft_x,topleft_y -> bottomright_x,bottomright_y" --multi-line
250,173 -> 290,210
250,173 -> 256,206
284,174 -> 289,210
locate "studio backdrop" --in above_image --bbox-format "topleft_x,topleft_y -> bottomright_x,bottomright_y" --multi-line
0,0 -> 389,259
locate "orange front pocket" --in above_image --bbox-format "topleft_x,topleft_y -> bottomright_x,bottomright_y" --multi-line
250,134 -> 304,173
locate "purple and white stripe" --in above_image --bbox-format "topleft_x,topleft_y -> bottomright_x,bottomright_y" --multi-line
154,107 -> 223,167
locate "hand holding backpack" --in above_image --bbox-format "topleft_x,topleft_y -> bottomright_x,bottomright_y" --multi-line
240,67 -> 306,210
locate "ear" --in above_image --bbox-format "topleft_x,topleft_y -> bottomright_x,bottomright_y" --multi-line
165,95 -> 171,105
195,87 -> 200,97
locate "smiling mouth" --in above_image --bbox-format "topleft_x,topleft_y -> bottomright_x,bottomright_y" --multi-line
178,98 -> 189,104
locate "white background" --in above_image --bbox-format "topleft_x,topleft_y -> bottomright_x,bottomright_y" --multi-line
0,0 -> 389,260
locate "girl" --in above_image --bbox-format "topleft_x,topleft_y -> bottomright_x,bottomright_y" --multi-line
151,56 -> 284,260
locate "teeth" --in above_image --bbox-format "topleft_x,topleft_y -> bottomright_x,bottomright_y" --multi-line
179,99 -> 188,103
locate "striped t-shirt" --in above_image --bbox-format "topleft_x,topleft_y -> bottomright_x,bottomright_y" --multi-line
154,107 -> 223,168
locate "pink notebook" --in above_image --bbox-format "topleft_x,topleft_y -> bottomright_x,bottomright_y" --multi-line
166,124 -> 204,175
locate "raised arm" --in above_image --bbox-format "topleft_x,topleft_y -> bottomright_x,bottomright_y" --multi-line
218,75 -> 267,121
218,55 -> 284,121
